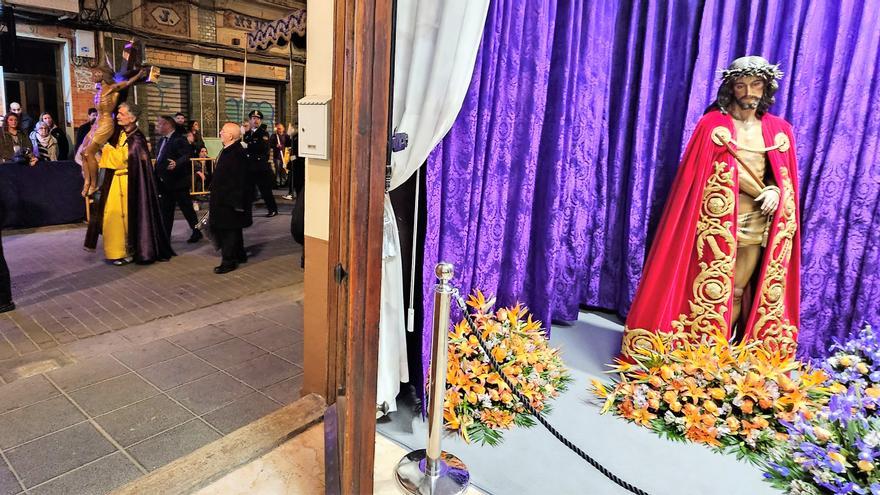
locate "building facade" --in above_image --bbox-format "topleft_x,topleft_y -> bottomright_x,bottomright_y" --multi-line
1,0 -> 305,147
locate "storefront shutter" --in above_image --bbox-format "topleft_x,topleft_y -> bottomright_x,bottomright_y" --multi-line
146,72 -> 189,124
224,82 -> 278,130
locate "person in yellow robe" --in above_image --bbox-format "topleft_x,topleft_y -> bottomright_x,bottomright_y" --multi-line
98,132 -> 130,262
84,102 -> 174,265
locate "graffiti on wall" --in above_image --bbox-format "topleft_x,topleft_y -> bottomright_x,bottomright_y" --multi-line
225,97 -> 276,129
74,67 -> 97,92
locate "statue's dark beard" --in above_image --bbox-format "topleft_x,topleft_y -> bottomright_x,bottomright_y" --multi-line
736,97 -> 759,110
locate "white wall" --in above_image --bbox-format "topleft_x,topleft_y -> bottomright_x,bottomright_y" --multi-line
303,0 -> 333,241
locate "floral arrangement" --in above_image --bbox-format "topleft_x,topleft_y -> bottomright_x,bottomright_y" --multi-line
763,325 -> 880,495
764,385 -> 880,495
821,326 -> 880,391
591,330 -> 831,461
443,291 -> 572,446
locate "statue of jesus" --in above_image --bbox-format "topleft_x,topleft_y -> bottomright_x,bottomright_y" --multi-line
622,56 -> 801,357
80,40 -> 154,197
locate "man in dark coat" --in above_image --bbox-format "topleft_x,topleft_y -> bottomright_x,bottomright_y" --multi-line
210,122 -> 253,274
154,115 -> 201,243
73,108 -> 98,160
242,110 -> 278,217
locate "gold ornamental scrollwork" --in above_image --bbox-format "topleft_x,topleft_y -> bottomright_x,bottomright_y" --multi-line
670,161 -> 736,342
749,166 -> 798,356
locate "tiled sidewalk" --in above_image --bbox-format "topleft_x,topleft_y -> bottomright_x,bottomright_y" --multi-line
0,202 -> 306,494
0,204 -> 302,374
0,303 -> 304,495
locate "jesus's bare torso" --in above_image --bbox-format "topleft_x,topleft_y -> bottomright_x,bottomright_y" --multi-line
732,118 -> 769,210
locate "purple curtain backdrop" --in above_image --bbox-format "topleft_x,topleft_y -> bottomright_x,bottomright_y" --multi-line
422,0 -> 880,376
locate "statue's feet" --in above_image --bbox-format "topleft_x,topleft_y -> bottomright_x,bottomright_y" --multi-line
82,177 -> 98,198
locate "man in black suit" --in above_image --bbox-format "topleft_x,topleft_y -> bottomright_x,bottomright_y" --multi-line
210,122 -> 253,274
73,108 -> 98,159
242,110 -> 278,217
154,115 -> 201,243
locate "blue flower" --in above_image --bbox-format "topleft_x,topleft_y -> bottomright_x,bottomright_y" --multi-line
769,463 -> 790,477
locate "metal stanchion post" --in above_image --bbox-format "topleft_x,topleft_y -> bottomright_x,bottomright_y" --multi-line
395,262 -> 470,495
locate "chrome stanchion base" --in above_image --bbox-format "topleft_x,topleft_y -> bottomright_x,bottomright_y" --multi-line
395,449 -> 470,495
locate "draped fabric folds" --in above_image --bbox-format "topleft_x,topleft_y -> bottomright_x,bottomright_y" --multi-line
423,0 -> 880,376
248,10 -> 306,50
376,0 -> 489,412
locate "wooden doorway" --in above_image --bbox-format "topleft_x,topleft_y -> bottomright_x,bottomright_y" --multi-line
2,38 -> 65,129
325,0 -> 393,493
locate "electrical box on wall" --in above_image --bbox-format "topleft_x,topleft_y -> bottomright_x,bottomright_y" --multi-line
297,96 -> 331,160
75,30 -> 95,58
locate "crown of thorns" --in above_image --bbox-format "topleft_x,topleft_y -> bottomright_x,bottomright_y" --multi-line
719,62 -> 784,84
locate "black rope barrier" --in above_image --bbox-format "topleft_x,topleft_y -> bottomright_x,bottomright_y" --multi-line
451,291 -> 652,495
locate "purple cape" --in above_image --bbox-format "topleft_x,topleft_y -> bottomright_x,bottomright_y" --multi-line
126,129 -> 175,263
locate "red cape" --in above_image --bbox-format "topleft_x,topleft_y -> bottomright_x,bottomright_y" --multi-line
623,110 -> 800,357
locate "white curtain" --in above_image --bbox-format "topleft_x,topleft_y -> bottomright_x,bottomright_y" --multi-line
376,0 -> 489,413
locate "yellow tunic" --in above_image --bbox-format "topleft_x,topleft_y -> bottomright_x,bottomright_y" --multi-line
99,133 -> 129,260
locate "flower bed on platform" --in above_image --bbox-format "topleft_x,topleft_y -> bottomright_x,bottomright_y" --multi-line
591,331 -> 831,462
765,385 -> 880,495
443,291 -> 572,446
764,326 -> 880,495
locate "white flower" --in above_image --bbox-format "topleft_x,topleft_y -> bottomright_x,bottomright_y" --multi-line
865,431 -> 880,448
745,435 -> 757,448
664,411 -> 677,424
787,480 -> 820,495
814,470 -> 837,483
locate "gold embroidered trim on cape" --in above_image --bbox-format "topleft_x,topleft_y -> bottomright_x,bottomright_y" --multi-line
622,161 -> 736,358
670,161 -> 735,342
749,166 -> 798,356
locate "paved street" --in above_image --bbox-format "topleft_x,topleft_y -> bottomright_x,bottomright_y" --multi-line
0,201 -> 305,495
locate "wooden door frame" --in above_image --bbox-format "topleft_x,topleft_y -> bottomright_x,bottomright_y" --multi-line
326,0 -> 393,492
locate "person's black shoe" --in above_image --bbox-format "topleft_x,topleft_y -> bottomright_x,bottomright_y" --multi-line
213,263 -> 237,274
187,229 -> 203,243
265,210 -> 278,218
0,301 -> 15,313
